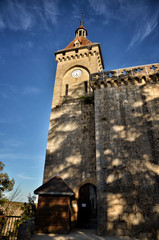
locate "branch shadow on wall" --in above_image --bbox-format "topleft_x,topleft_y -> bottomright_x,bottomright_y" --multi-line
39,82 -> 96,230
96,80 -> 159,239
44,81 -> 95,188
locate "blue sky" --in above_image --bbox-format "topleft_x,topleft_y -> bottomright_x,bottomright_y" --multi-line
0,0 -> 159,202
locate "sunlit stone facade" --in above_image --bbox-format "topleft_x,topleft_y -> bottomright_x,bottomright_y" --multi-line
37,21 -> 159,239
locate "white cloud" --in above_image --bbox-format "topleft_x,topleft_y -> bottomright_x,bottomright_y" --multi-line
128,12 -> 158,49
87,0 -> 159,49
88,0 -> 108,15
17,172 -> 37,180
0,0 -> 59,31
0,16 -> 5,29
0,55 -> 5,63
22,86 -> 41,95
1,139 -> 22,148
4,0 -> 34,31
43,0 -> 59,25
0,152 -> 44,163
0,84 -> 16,99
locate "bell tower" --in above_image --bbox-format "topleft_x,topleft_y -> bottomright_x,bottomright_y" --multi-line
35,19 -> 104,233
43,19 -> 104,188
52,20 -> 104,107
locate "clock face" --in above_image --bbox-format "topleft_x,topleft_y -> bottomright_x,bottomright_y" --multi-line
72,69 -> 82,78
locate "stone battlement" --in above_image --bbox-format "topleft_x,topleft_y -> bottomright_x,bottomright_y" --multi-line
90,63 -> 159,89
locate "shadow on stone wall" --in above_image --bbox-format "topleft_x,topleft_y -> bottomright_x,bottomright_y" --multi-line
95,81 -> 159,239
38,78 -> 159,239
43,80 -> 96,190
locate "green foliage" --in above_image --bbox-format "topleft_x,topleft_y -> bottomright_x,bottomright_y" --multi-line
0,161 -> 15,203
79,95 -> 94,104
11,194 -> 37,235
20,194 -> 36,222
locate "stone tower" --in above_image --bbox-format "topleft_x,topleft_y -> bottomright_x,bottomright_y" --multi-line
35,20 -> 104,232
43,20 -> 104,189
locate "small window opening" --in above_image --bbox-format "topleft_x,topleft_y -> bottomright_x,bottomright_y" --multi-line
109,72 -> 112,77
152,66 -> 156,71
79,30 -> 82,36
123,70 -> 126,75
62,52 -> 65,56
65,84 -> 68,96
137,68 -> 141,73
75,49 -> 78,53
84,81 -> 88,93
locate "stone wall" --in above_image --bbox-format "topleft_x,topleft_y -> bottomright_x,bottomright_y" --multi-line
43,98 -> 96,196
17,218 -> 35,240
94,81 -> 159,239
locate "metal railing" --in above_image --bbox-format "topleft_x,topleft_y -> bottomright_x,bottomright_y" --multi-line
0,215 -> 21,240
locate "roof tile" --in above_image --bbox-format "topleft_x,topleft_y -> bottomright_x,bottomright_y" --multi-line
64,36 -> 92,50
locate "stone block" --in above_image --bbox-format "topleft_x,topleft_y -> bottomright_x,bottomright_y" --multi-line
107,205 -> 123,221
139,233 -> 148,240
107,221 -> 114,231
17,218 -> 35,240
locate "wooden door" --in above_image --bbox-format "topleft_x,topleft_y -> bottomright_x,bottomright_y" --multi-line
78,184 -> 97,228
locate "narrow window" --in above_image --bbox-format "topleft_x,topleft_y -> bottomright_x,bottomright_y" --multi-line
152,66 -> 156,71
84,81 -> 88,93
79,30 -> 82,36
65,84 -> 68,96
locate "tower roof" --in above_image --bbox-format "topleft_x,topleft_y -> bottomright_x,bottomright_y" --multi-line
64,36 -> 92,50
63,17 -> 91,50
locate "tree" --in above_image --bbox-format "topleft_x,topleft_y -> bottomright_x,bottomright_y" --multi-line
20,193 -> 36,221
0,161 -> 15,202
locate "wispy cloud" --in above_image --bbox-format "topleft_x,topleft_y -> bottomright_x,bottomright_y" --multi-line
0,56 -> 5,63
0,15 -> 5,29
18,172 -> 37,180
22,86 -> 41,95
88,0 -> 108,16
0,84 -> 16,99
128,13 -> 158,49
0,84 -> 40,99
87,0 -> 159,49
43,0 -> 59,25
0,152 -> 44,164
1,139 -> 22,148
2,0 -> 34,31
0,0 -> 59,31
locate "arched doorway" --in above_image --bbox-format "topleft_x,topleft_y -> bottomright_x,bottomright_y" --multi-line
78,183 -> 97,229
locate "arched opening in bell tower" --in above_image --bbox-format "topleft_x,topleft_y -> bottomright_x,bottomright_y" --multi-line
78,183 -> 97,229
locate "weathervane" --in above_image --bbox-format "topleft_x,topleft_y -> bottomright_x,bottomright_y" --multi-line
80,10 -> 83,26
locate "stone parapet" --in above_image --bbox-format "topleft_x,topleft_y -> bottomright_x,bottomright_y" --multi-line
90,63 -> 159,89
55,44 -> 103,72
